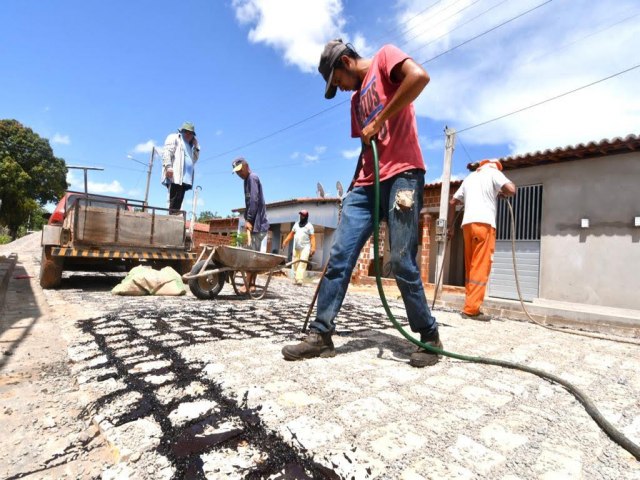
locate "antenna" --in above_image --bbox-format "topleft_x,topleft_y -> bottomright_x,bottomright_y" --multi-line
316,182 -> 325,198
336,181 -> 344,198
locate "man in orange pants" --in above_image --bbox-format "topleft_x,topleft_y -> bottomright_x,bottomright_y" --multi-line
450,159 -> 516,321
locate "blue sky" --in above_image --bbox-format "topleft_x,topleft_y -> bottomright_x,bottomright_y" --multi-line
1,0 -> 639,218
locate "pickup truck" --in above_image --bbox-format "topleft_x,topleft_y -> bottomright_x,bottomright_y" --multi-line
40,191 -> 195,288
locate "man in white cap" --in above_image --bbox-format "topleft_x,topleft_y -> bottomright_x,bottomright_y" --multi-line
282,210 -> 316,285
161,121 -> 199,213
450,159 -> 516,321
232,157 -> 269,293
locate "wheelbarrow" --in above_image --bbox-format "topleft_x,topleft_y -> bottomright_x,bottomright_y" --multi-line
182,245 -> 308,300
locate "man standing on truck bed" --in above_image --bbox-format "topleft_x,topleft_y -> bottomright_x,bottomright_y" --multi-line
161,121 -> 200,214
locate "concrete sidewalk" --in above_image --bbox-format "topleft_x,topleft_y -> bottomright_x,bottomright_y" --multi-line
352,275 -> 640,337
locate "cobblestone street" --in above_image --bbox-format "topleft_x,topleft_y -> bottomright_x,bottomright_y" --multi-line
1,235 -> 639,479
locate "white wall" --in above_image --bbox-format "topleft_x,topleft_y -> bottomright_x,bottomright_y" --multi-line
505,152 -> 640,309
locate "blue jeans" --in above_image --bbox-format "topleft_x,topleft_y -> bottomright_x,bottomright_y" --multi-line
310,169 -> 437,337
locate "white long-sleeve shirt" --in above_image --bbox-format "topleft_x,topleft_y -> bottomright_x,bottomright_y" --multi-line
161,132 -> 200,186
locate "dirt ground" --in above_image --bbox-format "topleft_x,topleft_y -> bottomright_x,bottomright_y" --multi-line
1,235 -> 114,479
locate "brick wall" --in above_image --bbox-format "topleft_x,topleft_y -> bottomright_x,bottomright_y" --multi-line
352,222 -> 387,281
192,231 -> 234,254
206,217 -> 239,234
351,184 -> 458,287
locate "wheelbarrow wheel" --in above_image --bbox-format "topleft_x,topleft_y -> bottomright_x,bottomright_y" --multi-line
188,260 -> 225,300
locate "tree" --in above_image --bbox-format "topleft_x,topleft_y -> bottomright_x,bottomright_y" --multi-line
0,119 -> 68,238
197,210 -> 221,222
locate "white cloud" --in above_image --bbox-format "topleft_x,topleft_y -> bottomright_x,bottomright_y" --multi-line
420,135 -> 444,152
232,0 -> 346,72
403,0 -> 640,154
215,130 -> 223,136
302,145 -> 327,164
67,171 -> 124,195
52,133 -> 70,145
133,140 -> 158,154
341,146 -> 361,159
231,0 -> 639,155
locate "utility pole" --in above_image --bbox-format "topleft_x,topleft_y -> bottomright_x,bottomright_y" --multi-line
143,148 -> 156,208
434,126 -> 456,301
129,150 -> 157,209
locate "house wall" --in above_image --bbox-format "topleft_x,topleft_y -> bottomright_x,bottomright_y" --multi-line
505,152 -> 640,309
352,185 -> 461,286
192,231 -> 234,252
264,201 -> 340,269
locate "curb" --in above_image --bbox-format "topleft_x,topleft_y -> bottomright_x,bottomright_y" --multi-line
0,253 -> 18,314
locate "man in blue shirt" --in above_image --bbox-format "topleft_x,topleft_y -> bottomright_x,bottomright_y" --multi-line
232,157 -> 270,291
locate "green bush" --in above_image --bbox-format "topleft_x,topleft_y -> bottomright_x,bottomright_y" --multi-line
0,234 -> 11,245
231,232 -> 247,247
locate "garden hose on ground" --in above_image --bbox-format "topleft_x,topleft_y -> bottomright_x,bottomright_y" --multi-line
369,139 -> 640,461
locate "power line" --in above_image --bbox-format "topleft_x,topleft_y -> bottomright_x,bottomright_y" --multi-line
457,63 -> 640,133
456,135 -> 474,163
204,1 -> 551,161
202,101 -> 345,161
399,0 -> 484,50
368,0 -> 446,47
421,0 -> 552,65
408,0 -> 512,56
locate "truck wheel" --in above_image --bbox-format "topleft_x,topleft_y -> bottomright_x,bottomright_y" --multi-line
40,246 -> 63,289
188,260 -> 225,300
174,259 -> 194,275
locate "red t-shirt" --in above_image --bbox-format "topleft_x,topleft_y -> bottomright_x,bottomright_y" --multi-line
351,44 -> 426,186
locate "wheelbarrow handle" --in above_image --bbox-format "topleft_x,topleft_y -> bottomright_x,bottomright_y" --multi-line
182,266 -> 233,281
283,259 -> 315,269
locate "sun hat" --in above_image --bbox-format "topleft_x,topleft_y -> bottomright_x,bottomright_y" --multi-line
180,122 -> 196,135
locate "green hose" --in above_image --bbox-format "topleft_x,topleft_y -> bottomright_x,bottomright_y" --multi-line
369,139 -> 640,461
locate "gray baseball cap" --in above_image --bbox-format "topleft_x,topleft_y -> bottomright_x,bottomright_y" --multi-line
318,39 -> 349,99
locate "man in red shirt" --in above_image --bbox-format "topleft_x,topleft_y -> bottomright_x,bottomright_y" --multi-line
282,40 -> 442,368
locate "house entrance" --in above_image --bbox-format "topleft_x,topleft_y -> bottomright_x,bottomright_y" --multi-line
489,184 -> 543,301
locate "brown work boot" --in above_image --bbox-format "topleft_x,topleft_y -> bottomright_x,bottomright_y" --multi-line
461,311 -> 491,322
282,331 -> 336,361
409,331 -> 443,368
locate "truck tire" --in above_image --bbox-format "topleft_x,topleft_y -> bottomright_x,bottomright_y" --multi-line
188,260 -> 225,300
40,246 -> 63,289
173,259 -> 194,275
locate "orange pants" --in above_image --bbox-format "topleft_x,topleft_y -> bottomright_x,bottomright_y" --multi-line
462,223 -> 496,315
